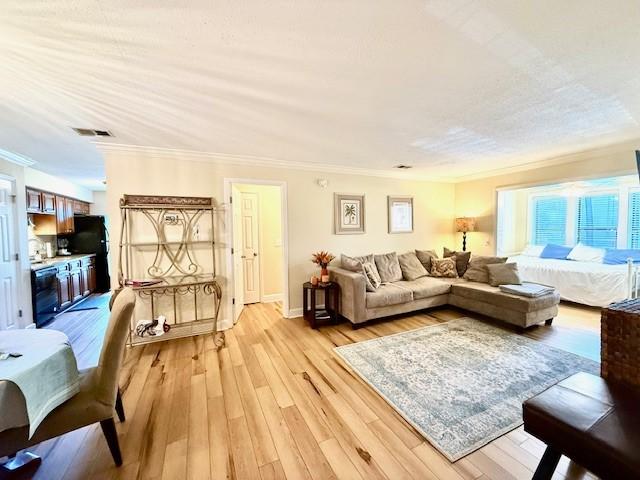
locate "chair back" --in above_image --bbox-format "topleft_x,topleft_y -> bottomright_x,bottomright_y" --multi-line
94,288 -> 136,406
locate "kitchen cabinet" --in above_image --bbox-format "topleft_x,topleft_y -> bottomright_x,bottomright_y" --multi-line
73,199 -> 90,215
55,195 -> 75,234
26,189 -> 42,213
64,197 -> 75,233
56,270 -> 72,310
42,192 -> 56,213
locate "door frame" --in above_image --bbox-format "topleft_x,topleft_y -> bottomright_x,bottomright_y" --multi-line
223,178 -> 289,323
0,173 -> 21,330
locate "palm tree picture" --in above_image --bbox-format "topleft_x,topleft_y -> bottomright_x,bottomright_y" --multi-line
334,194 -> 365,234
344,203 -> 358,225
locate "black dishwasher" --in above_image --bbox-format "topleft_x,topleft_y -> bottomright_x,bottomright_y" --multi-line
31,267 -> 59,327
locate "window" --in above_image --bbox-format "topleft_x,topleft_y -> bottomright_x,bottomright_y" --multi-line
577,194 -> 618,248
629,191 -> 640,248
532,196 -> 567,245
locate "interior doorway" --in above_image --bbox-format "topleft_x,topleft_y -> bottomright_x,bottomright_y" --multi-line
0,175 -> 20,330
225,179 -> 288,324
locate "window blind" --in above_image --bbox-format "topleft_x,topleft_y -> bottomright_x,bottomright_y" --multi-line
629,191 -> 640,248
532,196 -> 567,245
577,194 -> 618,248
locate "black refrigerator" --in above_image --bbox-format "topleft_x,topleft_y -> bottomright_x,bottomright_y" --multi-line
68,215 -> 111,292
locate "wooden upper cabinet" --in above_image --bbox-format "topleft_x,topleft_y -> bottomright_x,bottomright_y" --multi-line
26,188 -> 42,213
73,199 -> 90,215
42,192 -> 56,214
55,195 -> 68,234
65,197 -> 75,234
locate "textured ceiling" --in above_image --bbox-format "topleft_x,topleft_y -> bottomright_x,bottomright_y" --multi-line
2,0 -> 640,189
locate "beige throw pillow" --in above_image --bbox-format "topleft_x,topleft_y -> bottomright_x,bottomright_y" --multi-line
463,256 -> 508,283
443,248 -> 471,276
362,262 -> 382,291
487,262 -> 521,287
430,257 -> 458,278
415,249 -> 438,273
374,252 -> 403,283
341,254 -> 374,272
398,252 -> 428,281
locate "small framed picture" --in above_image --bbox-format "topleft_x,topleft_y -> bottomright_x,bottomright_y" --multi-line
334,194 -> 365,234
388,196 -> 413,233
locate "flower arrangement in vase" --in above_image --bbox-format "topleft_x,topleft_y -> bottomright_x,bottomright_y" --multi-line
311,251 -> 335,283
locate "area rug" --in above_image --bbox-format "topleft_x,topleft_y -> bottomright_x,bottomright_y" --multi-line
334,318 -> 599,461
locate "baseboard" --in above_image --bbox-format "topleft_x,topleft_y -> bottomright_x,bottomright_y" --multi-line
261,293 -> 283,303
286,307 -> 303,318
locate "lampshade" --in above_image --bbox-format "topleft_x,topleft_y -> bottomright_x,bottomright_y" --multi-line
455,217 -> 477,233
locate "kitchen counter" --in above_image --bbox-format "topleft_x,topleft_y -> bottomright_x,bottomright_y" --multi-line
30,254 -> 96,271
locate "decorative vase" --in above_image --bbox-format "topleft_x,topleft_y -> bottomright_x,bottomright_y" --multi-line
320,266 -> 329,283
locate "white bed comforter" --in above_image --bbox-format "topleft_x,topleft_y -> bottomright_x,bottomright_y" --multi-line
508,255 -> 629,307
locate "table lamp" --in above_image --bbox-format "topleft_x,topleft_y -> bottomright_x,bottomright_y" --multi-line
455,217 -> 476,252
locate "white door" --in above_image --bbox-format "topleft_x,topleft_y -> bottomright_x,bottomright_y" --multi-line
240,192 -> 260,304
0,178 -> 19,330
232,188 -> 244,322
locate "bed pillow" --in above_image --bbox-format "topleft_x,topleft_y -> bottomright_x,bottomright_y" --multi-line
540,244 -> 572,260
487,262 -> 521,287
521,245 -> 544,257
415,249 -> 438,273
362,261 -> 382,291
567,243 -> 605,263
603,249 -> 640,265
430,257 -> 458,278
374,252 -> 403,283
398,252 -> 428,281
443,248 -> 471,276
463,256 -> 508,283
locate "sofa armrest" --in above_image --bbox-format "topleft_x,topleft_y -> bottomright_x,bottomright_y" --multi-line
330,267 -> 367,324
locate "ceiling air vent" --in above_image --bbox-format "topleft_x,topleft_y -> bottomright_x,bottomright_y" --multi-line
72,128 -> 113,137
393,164 -> 412,169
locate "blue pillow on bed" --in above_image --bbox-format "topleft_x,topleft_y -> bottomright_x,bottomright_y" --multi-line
603,249 -> 640,265
540,244 -> 572,260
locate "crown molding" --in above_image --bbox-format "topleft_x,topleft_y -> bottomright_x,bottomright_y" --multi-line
0,149 -> 36,167
93,142 -> 452,182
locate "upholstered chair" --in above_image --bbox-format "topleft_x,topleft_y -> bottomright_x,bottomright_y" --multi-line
0,288 -> 136,466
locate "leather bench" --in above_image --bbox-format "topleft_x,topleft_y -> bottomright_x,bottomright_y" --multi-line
523,371 -> 640,480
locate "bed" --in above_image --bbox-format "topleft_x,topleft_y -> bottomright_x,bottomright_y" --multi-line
508,255 -> 629,307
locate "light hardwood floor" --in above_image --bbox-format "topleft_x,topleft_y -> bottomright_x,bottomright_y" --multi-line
31,297 -> 601,480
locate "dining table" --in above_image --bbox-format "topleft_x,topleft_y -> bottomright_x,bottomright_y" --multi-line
0,329 -> 80,477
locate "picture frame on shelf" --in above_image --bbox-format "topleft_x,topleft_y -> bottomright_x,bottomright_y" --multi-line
388,196 -> 413,233
334,193 -> 365,234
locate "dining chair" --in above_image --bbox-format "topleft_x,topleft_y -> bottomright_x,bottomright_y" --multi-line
0,288 -> 136,467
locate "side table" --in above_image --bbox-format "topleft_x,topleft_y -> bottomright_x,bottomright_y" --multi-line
303,282 -> 340,328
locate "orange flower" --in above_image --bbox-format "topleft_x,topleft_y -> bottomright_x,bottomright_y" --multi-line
311,251 -> 335,268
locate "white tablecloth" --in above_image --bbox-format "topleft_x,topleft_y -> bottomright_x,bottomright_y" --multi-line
0,329 -> 80,437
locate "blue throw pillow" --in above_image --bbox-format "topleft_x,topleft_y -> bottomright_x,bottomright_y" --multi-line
540,244 -> 572,260
603,249 -> 640,265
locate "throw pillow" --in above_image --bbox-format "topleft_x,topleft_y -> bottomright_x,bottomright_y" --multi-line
567,243 -> 605,263
521,245 -> 544,257
415,249 -> 438,273
487,262 -> 521,287
463,256 -> 508,283
362,261 -> 382,291
443,247 -> 471,276
540,244 -> 572,260
430,257 -> 458,278
603,249 -> 640,265
341,253 -> 374,272
374,252 -> 403,283
397,252 -> 428,281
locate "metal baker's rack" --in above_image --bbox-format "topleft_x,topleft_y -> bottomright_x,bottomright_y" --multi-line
117,194 -> 222,346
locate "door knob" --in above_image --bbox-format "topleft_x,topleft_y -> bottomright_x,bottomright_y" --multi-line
253,253 -> 258,257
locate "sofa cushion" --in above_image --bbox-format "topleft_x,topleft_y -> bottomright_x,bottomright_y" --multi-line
398,252 -> 428,281
374,252 -> 403,283
415,249 -> 438,272
463,255 -> 508,283
362,261 -> 382,292
451,281 -> 559,313
487,262 -> 521,287
395,277 -> 452,300
365,283 -> 413,308
444,248 -> 471,276
341,254 -> 374,272
430,257 -> 458,278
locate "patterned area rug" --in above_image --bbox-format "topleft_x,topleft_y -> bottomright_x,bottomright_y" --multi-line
334,318 -> 599,461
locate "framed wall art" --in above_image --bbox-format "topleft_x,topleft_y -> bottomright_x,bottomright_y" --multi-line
334,193 -> 365,234
388,196 -> 413,233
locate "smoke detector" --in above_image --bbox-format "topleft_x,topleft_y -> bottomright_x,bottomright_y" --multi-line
72,128 -> 113,137
393,164 -> 412,169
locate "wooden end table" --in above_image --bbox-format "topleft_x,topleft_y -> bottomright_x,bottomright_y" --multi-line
303,282 -> 339,328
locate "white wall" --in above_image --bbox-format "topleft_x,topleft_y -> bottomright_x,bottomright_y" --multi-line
25,167 -> 94,202
90,191 -> 108,216
104,150 -> 456,328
